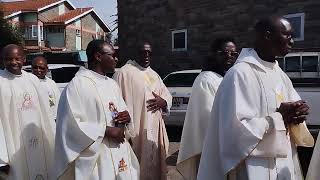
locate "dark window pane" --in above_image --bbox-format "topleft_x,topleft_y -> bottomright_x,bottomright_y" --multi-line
276,57 -> 284,70
173,32 -> 186,49
302,56 -> 318,72
51,67 -> 80,83
285,16 -> 301,39
285,56 -> 300,72
163,73 -> 199,87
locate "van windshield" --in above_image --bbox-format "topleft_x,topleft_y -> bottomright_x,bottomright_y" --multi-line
51,67 -> 80,83
163,73 -> 199,87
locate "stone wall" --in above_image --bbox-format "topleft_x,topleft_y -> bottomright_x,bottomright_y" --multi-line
65,27 -> 76,50
118,0 -> 320,76
81,13 -> 97,50
39,2 -> 72,22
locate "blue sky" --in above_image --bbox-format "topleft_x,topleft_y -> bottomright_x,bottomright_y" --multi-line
69,0 -> 118,38
4,0 -> 118,38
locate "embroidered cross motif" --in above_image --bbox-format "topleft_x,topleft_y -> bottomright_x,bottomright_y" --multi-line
276,93 -> 284,103
49,94 -> 55,107
29,137 -> 39,148
35,174 -> 45,180
144,73 -> 155,86
118,158 -> 128,172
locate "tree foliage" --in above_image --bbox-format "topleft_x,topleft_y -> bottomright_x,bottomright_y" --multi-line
0,8 -> 24,50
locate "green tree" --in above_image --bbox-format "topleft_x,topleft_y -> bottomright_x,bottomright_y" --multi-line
0,9 -> 24,50
0,7 -> 24,69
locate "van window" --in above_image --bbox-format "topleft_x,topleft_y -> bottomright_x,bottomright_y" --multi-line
51,67 -> 80,83
163,73 -> 199,87
302,56 -> 318,72
285,56 -> 300,72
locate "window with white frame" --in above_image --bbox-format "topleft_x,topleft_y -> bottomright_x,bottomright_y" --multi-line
40,26 -> 44,40
76,29 -> 81,36
172,29 -> 187,51
284,13 -> 305,41
32,25 -> 38,38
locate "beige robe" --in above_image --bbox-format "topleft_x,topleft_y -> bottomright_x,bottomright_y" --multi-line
0,70 -> 55,180
177,71 -> 222,180
113,60 -> 172,180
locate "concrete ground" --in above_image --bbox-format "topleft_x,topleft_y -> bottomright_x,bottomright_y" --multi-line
166,126 -> 184,180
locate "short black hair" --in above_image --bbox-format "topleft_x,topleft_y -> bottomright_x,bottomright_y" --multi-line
86,39 -> 108,63
32,56 -> 47,65
210,36 -> 236,52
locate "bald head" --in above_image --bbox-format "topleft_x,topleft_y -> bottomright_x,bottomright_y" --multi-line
32,56 -> 48,79
32,56 -> 47,66
2,44 -> 24,58
2,44 -> 25,75
254,16 -> 294,58
255,16 -> 291,35
136,41 -> 152,68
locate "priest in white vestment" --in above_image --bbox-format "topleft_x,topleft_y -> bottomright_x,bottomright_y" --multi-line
113,42 -> 172,180
54,40 -> 139,180
197,17 -> 314,180
306,134 -> 320,180
32,56 -> 60,121
177,37 -> 238,180
0,44 -> 55,180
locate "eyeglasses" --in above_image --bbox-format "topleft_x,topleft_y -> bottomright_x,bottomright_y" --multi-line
216,50 -> 239,57
100,51 -> 116,58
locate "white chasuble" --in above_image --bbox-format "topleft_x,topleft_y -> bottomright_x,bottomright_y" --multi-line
54,67 -> 139,180
306,127 -> 320,180
113,60 -> 172,180
197,48 -> 312,180
177,71 -> 222,180
39,77 -> 60,121
0,70 -> 55,180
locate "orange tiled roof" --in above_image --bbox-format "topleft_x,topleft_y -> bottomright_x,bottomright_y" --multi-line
1,0 -> 61,16
46,7 -> 93,24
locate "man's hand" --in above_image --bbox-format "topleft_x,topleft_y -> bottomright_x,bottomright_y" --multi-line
291,100 -> 309,124
277,100 -> 309,126
105,127 -> 125,143
114,110 -> 131,125
146,92 -> 167,113
0,164 -> 10,175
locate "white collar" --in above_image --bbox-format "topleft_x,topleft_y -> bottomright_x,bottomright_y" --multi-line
77,67 -> 108,81
236,48 -> 278,72
127,60 -> 149,71
4,69 -> 23,78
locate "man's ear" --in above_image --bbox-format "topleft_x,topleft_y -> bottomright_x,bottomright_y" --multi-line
94,52 -> 101,62
22,57 -> 26,65
265,30 -> 272,40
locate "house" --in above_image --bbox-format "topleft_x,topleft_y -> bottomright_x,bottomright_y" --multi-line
1,0 -> 110,52
118,0 -> 320,76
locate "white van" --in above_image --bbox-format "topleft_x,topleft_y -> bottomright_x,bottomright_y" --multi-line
277,52 -> 320,175
277,52 -> 320,136
23,64 -> 81,92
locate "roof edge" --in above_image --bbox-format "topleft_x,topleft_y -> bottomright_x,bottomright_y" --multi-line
64,8 -> 93,25
38,0 -> 75,12
92,9 -> 111,32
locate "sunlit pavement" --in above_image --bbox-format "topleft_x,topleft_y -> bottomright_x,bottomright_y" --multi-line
166,126 -> 183,180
